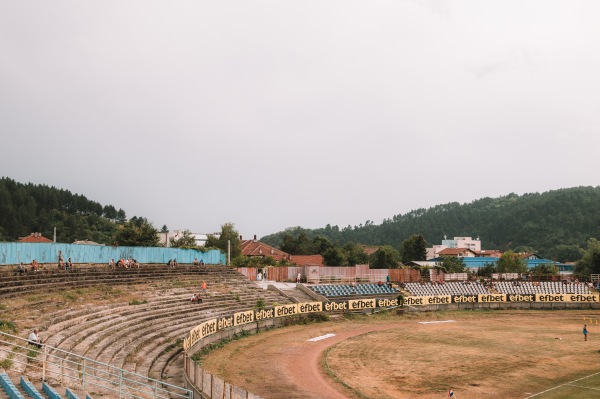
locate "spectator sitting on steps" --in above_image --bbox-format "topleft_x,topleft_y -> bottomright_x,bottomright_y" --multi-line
191,294 -> 203,304
31,259 -> 39,272
17,262 -> 26,275
28,328 -> 42,348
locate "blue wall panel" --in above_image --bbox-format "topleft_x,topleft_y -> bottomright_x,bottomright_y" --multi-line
0,243 -> 226,266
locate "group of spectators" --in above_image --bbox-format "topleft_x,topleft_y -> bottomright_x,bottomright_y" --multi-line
109,258 -> 140,269
189,281 -> 208,304
16,253 -> 74,274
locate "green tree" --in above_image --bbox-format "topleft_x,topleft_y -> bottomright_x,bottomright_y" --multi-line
205,223 -> 242,261
169,230 -> 197,248
552,244 -> 584,263
476,263 -> 496,277
280,232 -> 316,255
497,250 -> 528,274
103,205 -> 118,220
400,234 -> 427,262
322,247 -> 346,266
436,256 -> 466,273
574,238 -> 600,278
530,263 -> 559,276
116,209 -> 127,223
115,219 -> 159,247
369,246 -> 401,269
343,242 -> 369,266
312,236 -> 333,254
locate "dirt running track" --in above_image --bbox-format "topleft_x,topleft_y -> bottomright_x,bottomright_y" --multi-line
202,311 -> 600,399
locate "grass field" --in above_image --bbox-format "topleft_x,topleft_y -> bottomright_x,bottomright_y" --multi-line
525,371 -> 600,399
202,309 -> 600,399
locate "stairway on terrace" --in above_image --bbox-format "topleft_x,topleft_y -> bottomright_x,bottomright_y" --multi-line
1,266 -> 291,398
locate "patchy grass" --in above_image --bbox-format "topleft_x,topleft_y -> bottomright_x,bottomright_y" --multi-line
201,310 -> 600,399
0,320 -> 17,334
0,358 -> 13,369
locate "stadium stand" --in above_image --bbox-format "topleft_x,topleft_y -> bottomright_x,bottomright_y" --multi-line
494,281 -> 593,295
0,264 -> 292,398
311,283 -> 398,298
19,376 -> 45,399
0,372 -> 25,399
404,281 -> 492,296
42,381 -> 62,399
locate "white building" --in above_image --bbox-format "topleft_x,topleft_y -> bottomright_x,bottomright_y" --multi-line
426,236 -> 481,260
157,230 -> 221,247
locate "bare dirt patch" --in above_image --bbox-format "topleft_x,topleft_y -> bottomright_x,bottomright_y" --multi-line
201,310 -> 600,399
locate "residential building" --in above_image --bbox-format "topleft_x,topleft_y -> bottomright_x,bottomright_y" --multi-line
437,248 -> 478,258
157,230 -> 220,247
18,233 -> 52,243
240,236 -> 324,266
426,236 -> 482,259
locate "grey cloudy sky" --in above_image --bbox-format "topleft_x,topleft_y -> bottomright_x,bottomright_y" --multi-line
1,1 -> 599,239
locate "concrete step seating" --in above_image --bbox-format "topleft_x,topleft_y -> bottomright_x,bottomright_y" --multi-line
3,266 -> 291,398
0,265 -> 240,298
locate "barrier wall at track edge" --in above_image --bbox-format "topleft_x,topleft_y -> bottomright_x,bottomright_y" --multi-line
182,297 -> 600,398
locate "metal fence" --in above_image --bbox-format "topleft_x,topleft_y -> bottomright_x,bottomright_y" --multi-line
0,242 -> 226,266
0,331 -> 192,399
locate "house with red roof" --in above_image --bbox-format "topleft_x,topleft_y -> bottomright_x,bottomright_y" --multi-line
18,233 -> 53,243
437,247 -> 478,258
240,236 -> 324,266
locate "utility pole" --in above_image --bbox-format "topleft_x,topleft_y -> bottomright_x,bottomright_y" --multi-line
227,240 -> 231,266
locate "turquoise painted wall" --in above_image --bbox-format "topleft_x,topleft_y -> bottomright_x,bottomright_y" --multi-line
0,243 -> 226,266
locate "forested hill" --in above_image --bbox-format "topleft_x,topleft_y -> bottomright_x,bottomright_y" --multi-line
0,177 -> 128,244
261,186 -> 600,261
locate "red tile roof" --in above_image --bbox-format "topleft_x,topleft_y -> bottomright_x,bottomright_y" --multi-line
240,240 -> 290,262
289,255 -> 324,267
438,247 -> 477,256
240,240 -> 324,266
475,250 -> 503,257
359,245 -> 380,255
18,233 -> 53,243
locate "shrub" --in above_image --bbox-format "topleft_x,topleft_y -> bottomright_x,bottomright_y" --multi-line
0,320 -> 17,334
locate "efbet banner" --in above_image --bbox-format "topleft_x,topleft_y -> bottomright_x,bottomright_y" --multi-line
183,293 -> 600,350
183,297 -> 401,350
402,293 -> 600,307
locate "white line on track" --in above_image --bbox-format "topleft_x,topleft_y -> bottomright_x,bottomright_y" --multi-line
417,320 -> 456,324
307,333 -> 336,342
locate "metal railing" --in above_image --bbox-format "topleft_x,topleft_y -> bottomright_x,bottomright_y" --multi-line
0,331 -> 192,399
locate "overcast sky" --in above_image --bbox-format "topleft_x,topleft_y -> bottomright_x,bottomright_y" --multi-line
1,1 -> 599,239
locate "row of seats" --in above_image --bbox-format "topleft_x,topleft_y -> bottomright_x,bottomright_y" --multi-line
494,281 -> 593,295
311,283 -> 398,297
0,373 -> 91,399
404,281 -> 492,296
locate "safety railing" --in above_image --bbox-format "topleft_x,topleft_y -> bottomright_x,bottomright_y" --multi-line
0,331 -> 192,399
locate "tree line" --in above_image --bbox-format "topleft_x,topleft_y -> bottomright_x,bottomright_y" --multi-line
0,177 -> 161,246
261,186 -> 600,263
